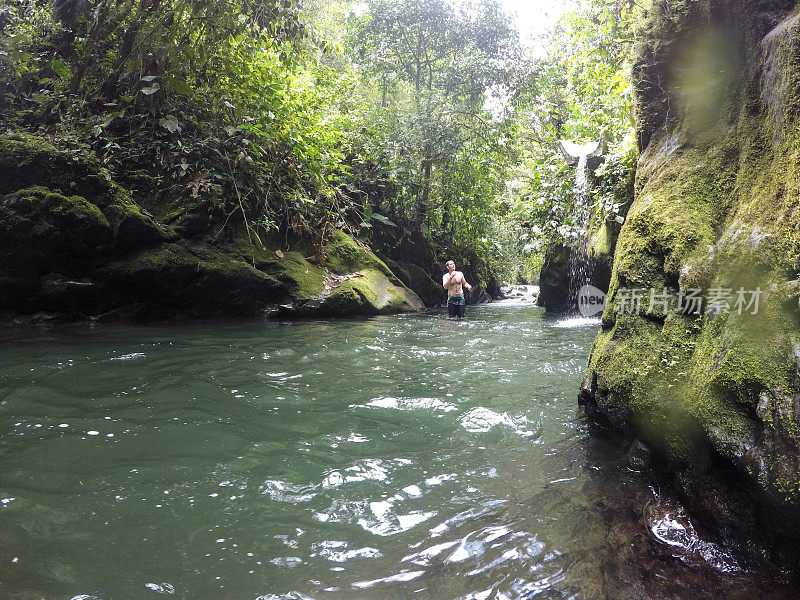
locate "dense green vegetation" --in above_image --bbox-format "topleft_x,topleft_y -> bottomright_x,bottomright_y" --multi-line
0,0 -> 640,284
495,0 -> 639,282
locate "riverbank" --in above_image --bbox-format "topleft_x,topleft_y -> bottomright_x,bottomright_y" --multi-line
581,0 -> 800,566
0,135 -> 441,322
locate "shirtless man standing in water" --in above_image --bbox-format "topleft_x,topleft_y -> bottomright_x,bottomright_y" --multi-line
443,260 -> 472,319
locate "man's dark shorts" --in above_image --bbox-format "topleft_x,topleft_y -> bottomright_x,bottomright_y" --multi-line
448,296 -> 466,318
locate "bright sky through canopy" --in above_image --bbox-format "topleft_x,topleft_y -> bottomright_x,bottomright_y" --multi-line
498,0 -> 578,39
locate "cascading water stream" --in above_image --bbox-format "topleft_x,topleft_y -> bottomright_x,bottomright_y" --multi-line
567,153 -> 592,311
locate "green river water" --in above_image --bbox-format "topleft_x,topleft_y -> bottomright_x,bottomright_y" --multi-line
0,297 -> 791,599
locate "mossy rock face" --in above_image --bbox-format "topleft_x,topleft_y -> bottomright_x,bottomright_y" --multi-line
0,133 -> 166,277
0,186 -> 112,278
278,232 -> 425,318
319,231 -> 424,315
102,197 -> 165,253
588,223 -> 616,295
280,251 -> 327,299
97,242 -> 285,317
380,255 -> 443,307
581,0 -> 800,548
324,230 -> 391,276
321,268 -> 424,316
537,244 -> 571,313
0,135 -> 423,321
0,134 -> 116,205
401,261 -> 444,307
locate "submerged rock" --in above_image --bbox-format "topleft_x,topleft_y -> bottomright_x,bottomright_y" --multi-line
581,0 -> 800,564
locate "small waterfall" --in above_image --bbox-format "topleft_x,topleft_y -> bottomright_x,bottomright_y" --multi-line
567,153 -> 592,311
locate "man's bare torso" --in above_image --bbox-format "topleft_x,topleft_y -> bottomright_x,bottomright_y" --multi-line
444,271 -> 465,297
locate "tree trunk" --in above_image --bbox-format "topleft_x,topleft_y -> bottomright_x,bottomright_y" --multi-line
421,158 -> 432,215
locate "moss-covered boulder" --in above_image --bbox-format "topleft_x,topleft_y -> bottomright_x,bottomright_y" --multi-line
0,186 -> 112,276
581,0 -> 800,554
0,137 -> 167,315
380,255 -> 444,307
102,196 -> 164,253
256,250 -> 326,300
276,231 -> 425,317
0,134 -> 116,204
97,242 -> 285,317
0,186 -> 115,312
322,268 -> 424,315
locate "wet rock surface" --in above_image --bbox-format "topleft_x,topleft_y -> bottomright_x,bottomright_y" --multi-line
538,241 -> 615,315
582,0 -> 800,577
584,433 -> 800,600
538,244 -> 572,313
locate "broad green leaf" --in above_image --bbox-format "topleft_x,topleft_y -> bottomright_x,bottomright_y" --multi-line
167,78 -> 194,96
141,83 -> 161,95
50,58 -> 71,80
371,213 -> 396,226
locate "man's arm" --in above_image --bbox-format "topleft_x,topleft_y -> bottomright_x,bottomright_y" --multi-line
463,276 -> 473,291
442,273 -> 452,291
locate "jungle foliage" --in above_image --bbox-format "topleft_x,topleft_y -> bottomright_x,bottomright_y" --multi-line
0,0 -> 639,283
490,0 -> 641,283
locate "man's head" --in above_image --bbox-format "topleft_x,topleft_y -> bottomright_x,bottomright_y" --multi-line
445,260 -> 456,273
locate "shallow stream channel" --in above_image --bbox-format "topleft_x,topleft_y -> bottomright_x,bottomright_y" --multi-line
0,289 -> 794,599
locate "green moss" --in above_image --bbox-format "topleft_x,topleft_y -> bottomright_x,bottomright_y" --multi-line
215,229 -> 423,313
262,250 -> 325,299
0,134 -> 115,205
3,185 -> 113,235
63,194 -> 108,225
112,243 -> 182,271
590,222 -> 613,258
601,143 -> 735,323
324,230 -> 391,276
587,19 -> 800,512
328,270 -> 381,308
96,241 -> 287,316
5,185 -> 107,225
106,242 -> 280,289
326,268 -> 422,315
102,201 -> 144,225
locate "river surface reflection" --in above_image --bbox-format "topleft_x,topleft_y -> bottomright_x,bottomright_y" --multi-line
0,297 -> 793,599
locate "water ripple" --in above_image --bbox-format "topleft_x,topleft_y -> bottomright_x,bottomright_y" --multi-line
0,303 -> 781,600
